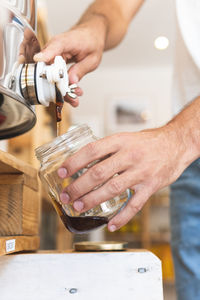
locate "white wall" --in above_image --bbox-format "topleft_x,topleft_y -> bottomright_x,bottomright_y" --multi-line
70,65 -> 173,137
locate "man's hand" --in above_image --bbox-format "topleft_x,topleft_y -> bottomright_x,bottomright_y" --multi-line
34,17 -> 107,107
34,0 -> 143,107
57,123 -> 195,232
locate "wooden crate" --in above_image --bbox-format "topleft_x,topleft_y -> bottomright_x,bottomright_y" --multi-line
0,250 -> 163,300
0,150 -> 40,255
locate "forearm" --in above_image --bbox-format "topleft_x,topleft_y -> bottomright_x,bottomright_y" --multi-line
166,96 -> 200,169
77,0 -> 144,50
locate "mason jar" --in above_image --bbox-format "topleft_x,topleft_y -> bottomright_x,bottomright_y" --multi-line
35,124 -> 129,234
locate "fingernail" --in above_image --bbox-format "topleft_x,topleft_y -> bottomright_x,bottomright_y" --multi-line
60,192 -> 70,204
18,55 -> 25,63
73,200 -> 84,212
57,168 -> 68,178
76,87 -> 83,97
33,52 -> 44,60
109,225 -> 117,232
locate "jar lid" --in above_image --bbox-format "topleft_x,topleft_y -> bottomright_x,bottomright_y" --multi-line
73,241 -> 128,252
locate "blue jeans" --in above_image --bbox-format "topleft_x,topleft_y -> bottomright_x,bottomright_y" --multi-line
170,159 -> 200,300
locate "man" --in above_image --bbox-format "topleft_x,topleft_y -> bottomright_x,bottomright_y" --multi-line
34,1 -> 200,299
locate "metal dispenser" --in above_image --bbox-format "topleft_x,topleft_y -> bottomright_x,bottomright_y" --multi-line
0,0 -> 76,139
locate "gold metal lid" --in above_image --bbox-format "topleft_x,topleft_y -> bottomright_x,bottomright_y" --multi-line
74,241 -> 128,252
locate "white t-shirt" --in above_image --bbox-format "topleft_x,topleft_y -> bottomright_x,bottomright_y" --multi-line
172,0 -> 200,114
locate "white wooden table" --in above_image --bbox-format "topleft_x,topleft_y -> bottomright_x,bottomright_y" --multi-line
0,250 -> 163,300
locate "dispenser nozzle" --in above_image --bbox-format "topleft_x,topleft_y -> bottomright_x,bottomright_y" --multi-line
7,56 -> 78,106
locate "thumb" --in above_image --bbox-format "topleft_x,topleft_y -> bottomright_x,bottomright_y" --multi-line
33,43 -> 63,63
68,53 -> 100,81
108,189 -> 148,232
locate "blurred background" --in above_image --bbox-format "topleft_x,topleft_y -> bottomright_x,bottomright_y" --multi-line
1,0 -> 177,298
46,0 -> 174,136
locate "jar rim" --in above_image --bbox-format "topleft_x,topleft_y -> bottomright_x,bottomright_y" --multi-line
35,123 -> 92,161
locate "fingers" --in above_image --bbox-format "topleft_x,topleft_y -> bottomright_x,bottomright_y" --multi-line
68,53 -> 100,80
68,73 -> 79,85
63,86 -> 83,107
61,153 -> 131,202
34,42 -> 100,81
63,70 -> 83,107
107,189 -> 150,232
64,97 -> 79,108
58,135 -> 120,178
74,87 -> 83,97
33,39 -> 64,63
34,47 -> 59,64
18,54 -> 25,64
70,171 -> 138,213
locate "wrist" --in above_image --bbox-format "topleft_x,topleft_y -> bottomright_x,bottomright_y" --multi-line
76,13 -> 108,49
165,114 -> 200,170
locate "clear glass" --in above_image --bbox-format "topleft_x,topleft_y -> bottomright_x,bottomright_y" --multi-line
35,124 -> 129,233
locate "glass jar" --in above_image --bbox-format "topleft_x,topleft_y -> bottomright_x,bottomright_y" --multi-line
35,124 -> 129,234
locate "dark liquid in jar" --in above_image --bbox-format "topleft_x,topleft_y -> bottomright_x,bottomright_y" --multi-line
51,195 -> 108,234
61,214 -> 108,234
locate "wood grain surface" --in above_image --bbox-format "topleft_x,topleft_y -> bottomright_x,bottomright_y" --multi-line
0,150 -> 38,191
0,236 -> 40,256
0,174 -> 24,235
0,151 -> 40,253
22,185 -> 40,235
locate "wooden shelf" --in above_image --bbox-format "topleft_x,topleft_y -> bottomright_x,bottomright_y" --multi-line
0,236 -> 39,256
0,150 -> 40,255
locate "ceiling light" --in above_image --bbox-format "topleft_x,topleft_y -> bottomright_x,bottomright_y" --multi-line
154,36 -> 169,50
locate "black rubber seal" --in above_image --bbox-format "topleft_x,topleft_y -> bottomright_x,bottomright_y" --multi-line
19,63 -> 25,98
34,62 -> 40,104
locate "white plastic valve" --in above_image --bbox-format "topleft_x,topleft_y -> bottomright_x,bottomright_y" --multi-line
36,56 -> 70,106
42,56 -> 69,96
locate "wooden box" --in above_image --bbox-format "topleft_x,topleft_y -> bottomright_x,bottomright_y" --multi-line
0,150 -> 40,255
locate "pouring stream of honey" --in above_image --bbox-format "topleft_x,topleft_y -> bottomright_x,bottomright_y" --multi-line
55,87 -> 64,136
